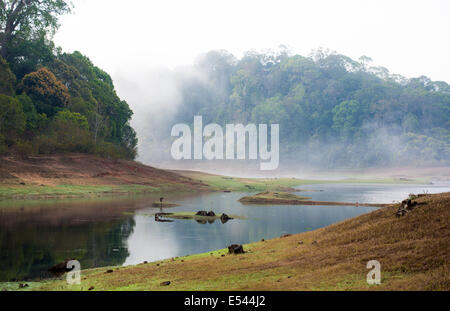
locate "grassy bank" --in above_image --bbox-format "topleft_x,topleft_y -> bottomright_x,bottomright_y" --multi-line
20,192 -> 448,291
0,174 -> 428,200
176,171 -> 427,192
0,154 -> 431,200
0,184 -> 157,200
0,183 -> 196,200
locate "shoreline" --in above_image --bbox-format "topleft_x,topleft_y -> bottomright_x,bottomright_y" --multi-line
7,191 -> 447,291
0,153 -> 436,201
0,176 -> 431,201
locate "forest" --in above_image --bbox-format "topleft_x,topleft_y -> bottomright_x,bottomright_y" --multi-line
147,48 -> 450,168
1,1 -> 449,168
0,0 -> 137,159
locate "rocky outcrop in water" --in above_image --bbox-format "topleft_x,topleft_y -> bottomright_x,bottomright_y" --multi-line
220,213 -> 232,223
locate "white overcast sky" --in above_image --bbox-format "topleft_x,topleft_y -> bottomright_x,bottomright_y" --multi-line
54,0 -> 450,82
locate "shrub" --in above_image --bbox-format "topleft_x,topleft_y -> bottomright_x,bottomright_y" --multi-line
14,140 -> 36,157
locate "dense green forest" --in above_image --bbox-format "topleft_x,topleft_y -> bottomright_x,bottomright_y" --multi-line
0,0 -> 137,159
157,49 -> 450,167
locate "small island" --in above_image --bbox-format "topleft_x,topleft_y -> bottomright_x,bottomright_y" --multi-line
239,191 -> 311,204
239,191 -> 389,207
154,211 -> 245,223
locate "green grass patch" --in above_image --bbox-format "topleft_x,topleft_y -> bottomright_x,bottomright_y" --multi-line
239,191 -> 311,204
0,184 -> 163,200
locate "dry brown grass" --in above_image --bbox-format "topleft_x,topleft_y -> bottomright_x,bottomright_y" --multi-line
0,154 -> 208,189
36,192 -> 450,291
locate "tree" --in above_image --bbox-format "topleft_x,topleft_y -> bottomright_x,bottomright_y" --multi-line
16,93 -> 47,133
332,100 -> 363,139
54,110 -> 88,130
0,94 -> 25,144
121,123 -> 137,159
7,30 -> 55,79
20,67 -> 70,116
0,0 -> 72,60
0,55 -> 15,95
48,110 -> 94,154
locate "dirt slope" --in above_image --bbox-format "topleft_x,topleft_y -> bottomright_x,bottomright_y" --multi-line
0,154 -> 207,190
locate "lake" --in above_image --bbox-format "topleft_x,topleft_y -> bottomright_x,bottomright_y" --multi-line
0,182 -> 448,282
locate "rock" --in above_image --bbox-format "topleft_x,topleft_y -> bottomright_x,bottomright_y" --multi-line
228,244 -> 245,254
196,211 -> 209,216
396,209 -> 408,217
160,281 -> 171,286
49,259 -> 76,274
155,213 -> 175,222
402,199 -> 413,209
401,199 -> 418,211
396,198 -> 416,217
220,213 -> 233,223
207,211 -> 216,217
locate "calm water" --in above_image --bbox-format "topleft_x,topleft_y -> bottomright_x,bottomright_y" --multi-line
0,182 -> 448,281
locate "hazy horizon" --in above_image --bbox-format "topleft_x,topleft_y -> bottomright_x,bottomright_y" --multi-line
52,0 -> 450,170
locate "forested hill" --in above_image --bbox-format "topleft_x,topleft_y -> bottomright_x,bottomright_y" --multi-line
0,1 -> 137,159
157,49 -> 450,168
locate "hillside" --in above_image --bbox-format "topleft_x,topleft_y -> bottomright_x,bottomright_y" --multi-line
138,49 -> 450,168
0,154 -> 208,199
32,192 -> 449,291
